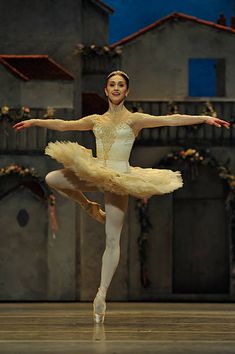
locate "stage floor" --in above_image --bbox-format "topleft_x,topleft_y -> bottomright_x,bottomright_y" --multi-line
0,302 -> 234,353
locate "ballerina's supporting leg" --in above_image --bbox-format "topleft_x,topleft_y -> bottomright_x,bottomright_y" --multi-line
93,192 -> 129,323
45,169 -> 105,224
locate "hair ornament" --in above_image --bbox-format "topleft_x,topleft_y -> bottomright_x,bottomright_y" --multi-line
107,70 -> 129,80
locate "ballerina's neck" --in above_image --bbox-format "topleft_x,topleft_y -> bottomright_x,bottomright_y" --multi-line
107,103 -> 130,122
108,100 -> 128,114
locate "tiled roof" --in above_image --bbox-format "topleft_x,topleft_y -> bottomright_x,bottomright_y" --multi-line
111,12 -> 235,47
91,0 -> 114,13
0,55 -> 74,81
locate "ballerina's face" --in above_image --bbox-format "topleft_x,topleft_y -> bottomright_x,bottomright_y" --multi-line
105,74 -> 129,105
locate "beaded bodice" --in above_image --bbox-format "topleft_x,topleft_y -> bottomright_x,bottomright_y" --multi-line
92,115 -> 135,165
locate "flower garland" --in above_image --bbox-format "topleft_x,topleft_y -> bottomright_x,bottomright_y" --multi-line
159,148 -> 234,183
201,101 -> 217,117
0,164 -> 57,238
159,148 -> 206,181
158,147 -> 235,211
135,198 -> 152,288
74,43 -> 122,57
0,106 -> 56,125
0,106 -> 32,124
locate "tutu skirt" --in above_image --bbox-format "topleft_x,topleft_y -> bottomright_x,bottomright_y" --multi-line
45,141 -> 183,198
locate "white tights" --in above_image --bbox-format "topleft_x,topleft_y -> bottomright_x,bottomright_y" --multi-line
45,169 -> 128,300
100,192 -> 128,292
93,192 -> 128,316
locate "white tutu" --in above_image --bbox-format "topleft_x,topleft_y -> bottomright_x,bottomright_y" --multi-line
45,141 -> 183,198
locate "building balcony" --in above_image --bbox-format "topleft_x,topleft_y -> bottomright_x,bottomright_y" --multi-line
134,123 -> 234,147
0,108 -> 75,155
126,100 -> 235,147
0,101 -> 234,154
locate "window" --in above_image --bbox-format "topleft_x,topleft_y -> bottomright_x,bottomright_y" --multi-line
188,58 -> 225,97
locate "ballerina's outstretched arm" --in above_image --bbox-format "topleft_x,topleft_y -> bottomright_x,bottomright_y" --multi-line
131,112 -> 230,134
13,114 -> 97,132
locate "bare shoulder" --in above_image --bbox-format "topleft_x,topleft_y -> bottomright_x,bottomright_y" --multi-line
83,113 -> 101,121
128,111 -> 144,124
132,112 -> 143,118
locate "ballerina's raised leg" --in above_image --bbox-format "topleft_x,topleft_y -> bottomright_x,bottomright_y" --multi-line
45,169 -> 105,224
93,192 -> 128,323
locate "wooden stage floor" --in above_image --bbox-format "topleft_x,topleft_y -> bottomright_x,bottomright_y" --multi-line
0,302 -> 234,353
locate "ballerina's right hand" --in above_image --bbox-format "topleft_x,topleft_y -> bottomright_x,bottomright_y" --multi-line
13,120 -> 34,132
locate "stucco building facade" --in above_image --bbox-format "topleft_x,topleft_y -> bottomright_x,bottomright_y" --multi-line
112,13 -> 235,101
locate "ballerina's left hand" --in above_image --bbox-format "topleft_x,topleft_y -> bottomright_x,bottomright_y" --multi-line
205,117 -> 230,129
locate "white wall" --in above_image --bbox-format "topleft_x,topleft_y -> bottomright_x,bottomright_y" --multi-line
21,81 -> 74,108
0,66 -> 21,106
120,21 -> 235,100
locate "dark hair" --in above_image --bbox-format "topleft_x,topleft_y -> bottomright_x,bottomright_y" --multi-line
106,70 -> 129,89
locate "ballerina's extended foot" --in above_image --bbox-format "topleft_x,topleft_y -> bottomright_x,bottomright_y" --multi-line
56,187 -> 106,224
86,202 -> 106,224
93,288 -> 107,324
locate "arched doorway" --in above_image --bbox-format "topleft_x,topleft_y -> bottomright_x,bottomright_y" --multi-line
0,165 -> 54,300
128,149 -> 232,300
159,149 -> 230,296
0,187 -> 48,300
172,162 -> 229,294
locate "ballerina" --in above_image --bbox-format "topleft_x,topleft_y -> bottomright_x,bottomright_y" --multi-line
13,70 -> 230,323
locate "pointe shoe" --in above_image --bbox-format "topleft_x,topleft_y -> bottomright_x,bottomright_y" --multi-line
86,202 -> 106,224
57,188 -> 106,224
93,311 -> 105,324
93,292 -> 106,324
